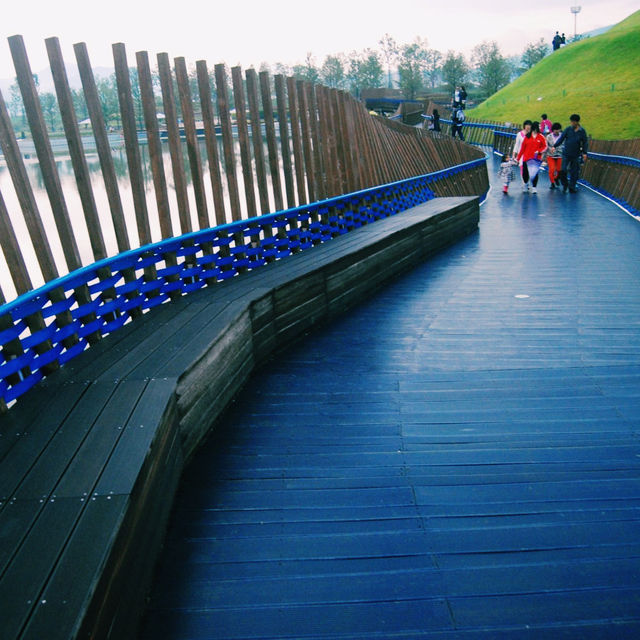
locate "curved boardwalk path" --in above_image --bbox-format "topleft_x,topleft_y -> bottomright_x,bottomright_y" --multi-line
140,156 -> 640,639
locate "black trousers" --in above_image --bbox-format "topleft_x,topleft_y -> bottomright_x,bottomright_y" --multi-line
562,156 -> 581,188
451,124 -> 465,141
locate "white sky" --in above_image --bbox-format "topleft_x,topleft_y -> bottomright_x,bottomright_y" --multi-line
0,0 -> 638,79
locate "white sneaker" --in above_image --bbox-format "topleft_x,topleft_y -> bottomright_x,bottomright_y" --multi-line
531,187 -> 537,194
522,183 -> 530,192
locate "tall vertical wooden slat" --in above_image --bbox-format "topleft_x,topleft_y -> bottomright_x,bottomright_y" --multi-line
39,39 -> 104,344
348,101 -> 369,189
286,77 -> 307,205
305,83 -> 325,200
215,63 -> 242,221
74,42 -> 130,254
174,57 -> 210,230
8,34 -> 82,272
316,86 -> 340,197
331,89 -> 351,194
112,43 -> 153,246
231,66 -> 257,218
46,37 -> 107,262
0,88 -> 58,282
136,50 -> 173,239
274,75 -> 296,208
297,81 -> 316,203
157,52 -> 192,234
343,94 -> 365,191
334,90 -> 356,193
196,60 -> 227,226
0,187 -> 32,294
245,69 -> 270,214
259,71 -> 284,212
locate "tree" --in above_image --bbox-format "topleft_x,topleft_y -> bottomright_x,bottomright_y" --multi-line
378,33 -> 398,89
96,75 -> 120,126
9,82 -> 25,125
441,51 -> 468,94
346,49 -> 383,98
423,49 -> 443,89
397,37 -> 429,100
472,41 -> 510,97
320,55 -> 346,89
292,53 -> 319,84
71,88 -> 88,121
521,38 -> 549,70
39,92 -> 59,132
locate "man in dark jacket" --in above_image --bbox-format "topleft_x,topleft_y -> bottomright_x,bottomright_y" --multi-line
554,114 -> 588,192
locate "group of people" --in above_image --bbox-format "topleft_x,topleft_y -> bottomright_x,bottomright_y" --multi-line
552,31 -> 567,51
499,113 -> 589,195
426,86 -> 467,139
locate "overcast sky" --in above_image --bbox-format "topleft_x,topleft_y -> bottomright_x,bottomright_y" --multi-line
0,0 -> 637,80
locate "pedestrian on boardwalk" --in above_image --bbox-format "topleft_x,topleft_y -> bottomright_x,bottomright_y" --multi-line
451,107 -> 465,140
553,113 -> 588,193
428,108 -> 441,132
452,86 -> 461,108
545,122 -> 564,189
540,113 -> 552,135
517,121 -> 547,193
499,153 -> 516,194
552,32 -> 562,51
512,120 -> 532,159
459,85 -> 467,109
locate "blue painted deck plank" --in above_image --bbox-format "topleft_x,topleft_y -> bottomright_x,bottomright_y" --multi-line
140,156 -> 640,638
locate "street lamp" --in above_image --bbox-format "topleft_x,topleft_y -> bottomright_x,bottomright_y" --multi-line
571,6 -> 582,39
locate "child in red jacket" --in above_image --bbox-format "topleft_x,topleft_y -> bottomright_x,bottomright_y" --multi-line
517,121 -> 548,193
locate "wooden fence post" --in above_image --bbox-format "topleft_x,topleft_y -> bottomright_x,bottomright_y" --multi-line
157,52 -> 193,234
274,75 -> 296,208
231,66 -> 257,219
259,71 -> 284,212
245,69 -> 270,215
215,63 -> 242,222
196,60 -> 227,226
175,56 -> 210,230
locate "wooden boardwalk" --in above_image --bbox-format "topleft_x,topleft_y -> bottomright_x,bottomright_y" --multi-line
140,157 -> 640,639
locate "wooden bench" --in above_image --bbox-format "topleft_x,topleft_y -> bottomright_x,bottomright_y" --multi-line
0,196 -> 479,639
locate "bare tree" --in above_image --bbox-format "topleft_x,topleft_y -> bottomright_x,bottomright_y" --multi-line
378,33 -> 398,89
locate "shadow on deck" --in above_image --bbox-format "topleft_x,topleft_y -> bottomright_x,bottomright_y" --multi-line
140,155 -> 640,639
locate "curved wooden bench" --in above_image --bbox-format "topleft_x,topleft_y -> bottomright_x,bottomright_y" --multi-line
0,196 -> 478,639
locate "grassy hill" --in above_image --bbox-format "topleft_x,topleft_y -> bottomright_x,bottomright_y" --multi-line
469,10 -> 640,140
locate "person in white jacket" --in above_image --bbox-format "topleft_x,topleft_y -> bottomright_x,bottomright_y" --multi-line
512,120 -> 532,157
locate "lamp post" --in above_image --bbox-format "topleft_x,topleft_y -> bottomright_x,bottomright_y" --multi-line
571,6 -> 581,39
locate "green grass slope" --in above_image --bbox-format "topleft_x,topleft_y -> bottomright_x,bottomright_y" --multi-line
469,10 -> 640,140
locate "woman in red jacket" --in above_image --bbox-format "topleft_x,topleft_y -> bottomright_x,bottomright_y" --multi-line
517,121 -> 548,194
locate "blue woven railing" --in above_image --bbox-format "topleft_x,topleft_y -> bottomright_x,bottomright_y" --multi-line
0,157 -> 487,406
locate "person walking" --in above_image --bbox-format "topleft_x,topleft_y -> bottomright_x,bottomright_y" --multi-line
451,107 -> 465,140
540,114 -> 552,135
517,121 -> 547,193
459,85 -> 467,109
428,108 -> 441,132
512,120 -> 532,159
553,113 -> 588,193
545,122 -> 564,189
499,153 -> 516,194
